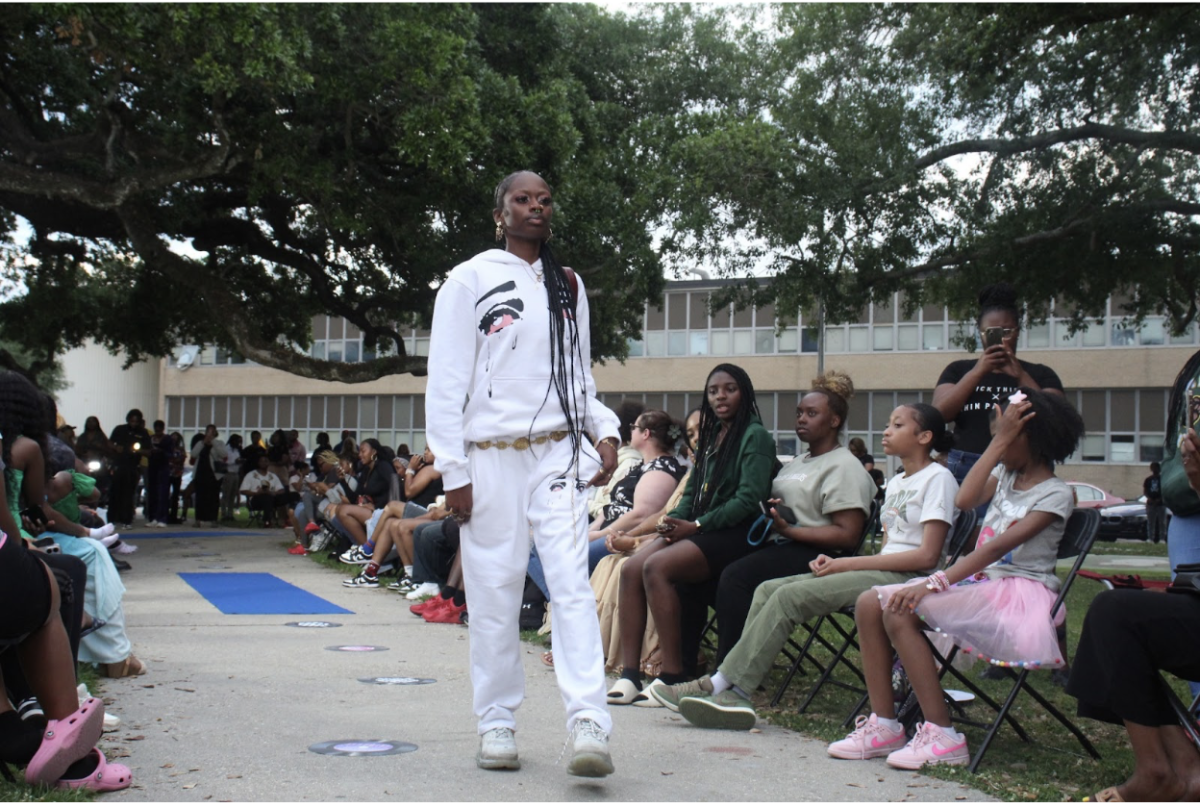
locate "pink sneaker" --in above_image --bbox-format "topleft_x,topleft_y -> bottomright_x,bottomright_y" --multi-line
827,713 -> 907,760
885,721 -> 969,770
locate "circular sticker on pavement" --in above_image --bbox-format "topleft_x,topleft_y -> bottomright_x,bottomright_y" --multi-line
357,676 -> 436,686
286,621 -> 343,629
325,645 -> 389,652
309,740 -> 417,757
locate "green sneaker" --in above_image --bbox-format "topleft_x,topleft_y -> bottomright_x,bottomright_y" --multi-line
678,690 -> 757,731
647,675 -> 714,713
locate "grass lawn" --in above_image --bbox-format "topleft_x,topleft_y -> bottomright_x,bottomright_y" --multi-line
1088,539 -> 1169,558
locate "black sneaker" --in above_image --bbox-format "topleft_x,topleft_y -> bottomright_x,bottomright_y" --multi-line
342,572 -> 380,588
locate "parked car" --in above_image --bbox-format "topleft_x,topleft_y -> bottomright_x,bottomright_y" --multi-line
1098,496 -> 1149,541
1066,481 -> 1126,509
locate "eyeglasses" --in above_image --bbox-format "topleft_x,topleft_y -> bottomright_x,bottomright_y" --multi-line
980,328 -> 1017,338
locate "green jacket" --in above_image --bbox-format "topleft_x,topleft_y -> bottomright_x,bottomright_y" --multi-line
669,415 -> 777,533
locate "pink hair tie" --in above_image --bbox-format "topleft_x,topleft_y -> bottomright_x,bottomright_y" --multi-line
1007,390 -> 1028,404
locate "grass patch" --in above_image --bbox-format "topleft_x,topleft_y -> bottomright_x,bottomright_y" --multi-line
1088,540 -> 1169,558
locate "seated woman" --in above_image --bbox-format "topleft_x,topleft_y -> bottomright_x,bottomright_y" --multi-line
592,408 -> 701,677
826,388 -> 1082,770
0,443 -> 131,792
342,503 -> 450,589
703,371 -> 876,670
652,403 -> 958,721
607,364 -> 776,704
1062,425 -> 1200,802
0,371 -> 144,679
527,409 -> 687,602
239,454 -> 287,527
402,446 -> 444,509
333,440 -> 402,563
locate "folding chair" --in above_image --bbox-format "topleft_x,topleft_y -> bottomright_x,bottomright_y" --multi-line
840,508 -> 978,725
764,500 -> 883,710
900,507 -> 1102,772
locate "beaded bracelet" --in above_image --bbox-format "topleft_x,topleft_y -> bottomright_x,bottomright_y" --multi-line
925,570 -> 950,592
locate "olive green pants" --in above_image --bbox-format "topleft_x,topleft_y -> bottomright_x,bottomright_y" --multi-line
719,569 -> 916,693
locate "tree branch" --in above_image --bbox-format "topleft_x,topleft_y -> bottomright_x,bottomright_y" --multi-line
118,203 -> 428,382
912,123 -> 1200,172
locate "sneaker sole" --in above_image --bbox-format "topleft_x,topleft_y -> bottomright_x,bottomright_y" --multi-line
678,697 -> 757,731
342,582 -> 379,588
885,752 -> 969,770
567,751 -> 614,778
476,754 -> 520,771
827,743 -> 904,760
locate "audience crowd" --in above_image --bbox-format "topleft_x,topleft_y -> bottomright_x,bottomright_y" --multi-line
4,280 -> 1200,800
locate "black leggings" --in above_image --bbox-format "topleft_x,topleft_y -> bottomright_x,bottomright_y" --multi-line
1067,588 -> 1200,727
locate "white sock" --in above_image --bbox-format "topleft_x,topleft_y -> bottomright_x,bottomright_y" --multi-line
89,523 -> 116,540
404,565 -> 413,577
936,723 -> 960,737
113,541 -> 137,554
709,671 -> 732,695
99,534 -> 121,548
874,714 -> 903,732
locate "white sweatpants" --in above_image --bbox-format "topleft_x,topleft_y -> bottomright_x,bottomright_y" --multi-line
461,436 -> 612,736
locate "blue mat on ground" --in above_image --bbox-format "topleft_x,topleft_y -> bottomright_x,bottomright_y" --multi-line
179,572 -> 353,615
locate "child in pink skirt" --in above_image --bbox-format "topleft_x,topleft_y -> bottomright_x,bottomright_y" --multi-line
828,387 -> 1084,770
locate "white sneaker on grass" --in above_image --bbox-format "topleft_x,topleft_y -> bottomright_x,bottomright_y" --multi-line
477,727 -> 520,770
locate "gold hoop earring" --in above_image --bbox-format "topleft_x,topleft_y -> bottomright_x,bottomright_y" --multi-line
494,221 -> 504,242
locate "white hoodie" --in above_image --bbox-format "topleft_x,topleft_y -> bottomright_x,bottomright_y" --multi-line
425,249 -> 620,491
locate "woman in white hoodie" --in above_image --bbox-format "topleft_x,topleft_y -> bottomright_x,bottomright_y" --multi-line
425,171 -> 620,778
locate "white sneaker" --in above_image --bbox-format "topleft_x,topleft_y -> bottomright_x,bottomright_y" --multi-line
78,684 -> 120,732
567,718 -> 614,777
339,546 -> 370,565
405,582 -> 440,601
477,727 -> 520,770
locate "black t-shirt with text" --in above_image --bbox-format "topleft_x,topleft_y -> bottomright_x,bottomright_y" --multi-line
936,359 -> 1064,454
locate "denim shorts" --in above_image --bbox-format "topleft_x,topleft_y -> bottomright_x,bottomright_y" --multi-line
946,448 -> 991,521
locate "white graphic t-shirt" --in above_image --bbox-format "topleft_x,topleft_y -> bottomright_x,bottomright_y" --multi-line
879,462 -> 959,574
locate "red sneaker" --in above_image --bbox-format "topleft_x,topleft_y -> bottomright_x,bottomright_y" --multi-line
304,522 -> 321,535
287,544 -> 307,555
425,598 -> 467,624
409,594 -> 445,616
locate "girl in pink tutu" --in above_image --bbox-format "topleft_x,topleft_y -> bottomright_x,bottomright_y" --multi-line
829,387 -> 1084,770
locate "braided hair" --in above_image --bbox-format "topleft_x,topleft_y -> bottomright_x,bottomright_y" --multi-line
688,363 -> 761,517
0,370 -> 51,489
494,171 -> 589,468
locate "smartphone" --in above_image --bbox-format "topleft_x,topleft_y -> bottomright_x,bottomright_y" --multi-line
761,500 -> 798,524
20,505 -> 47,529
984,327 -> 1005,348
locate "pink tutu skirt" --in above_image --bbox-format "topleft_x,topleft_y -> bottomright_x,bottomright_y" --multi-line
873,575 -> 1066,670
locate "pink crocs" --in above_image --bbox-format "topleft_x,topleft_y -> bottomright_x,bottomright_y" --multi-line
56,748 -> 132,792
24,697 -> 105,785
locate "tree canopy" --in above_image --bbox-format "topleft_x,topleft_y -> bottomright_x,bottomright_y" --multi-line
660,3 -> 1200,334
0,2 -> 671,381
2,3 -> 1197,383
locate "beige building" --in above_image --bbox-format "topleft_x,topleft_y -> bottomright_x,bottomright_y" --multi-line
151,280 -> 1198,501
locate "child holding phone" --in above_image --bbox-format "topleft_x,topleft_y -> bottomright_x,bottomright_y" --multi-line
832,387 -> 1084,769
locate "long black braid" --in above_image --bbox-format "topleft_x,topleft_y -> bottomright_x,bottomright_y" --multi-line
688,363 -> 761,518
494,172 -> 588,469
0,370 -> 52,503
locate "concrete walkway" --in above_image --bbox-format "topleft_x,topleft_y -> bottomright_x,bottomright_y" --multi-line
99,527 -> 994,802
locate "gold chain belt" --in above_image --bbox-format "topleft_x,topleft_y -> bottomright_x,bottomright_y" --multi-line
473,431 -> 569,451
